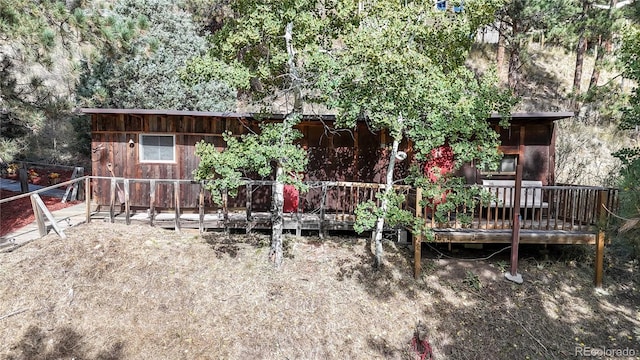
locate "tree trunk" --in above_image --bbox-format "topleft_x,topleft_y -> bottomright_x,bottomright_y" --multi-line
372,126 -> 401,268
285,22 -> 302,112
496,21 -> 506,85
270,163 -> 285,267
588,38 -> 605,92
573,35 -> 587,96
507,45 -> 521,95
266,21 -> 300,268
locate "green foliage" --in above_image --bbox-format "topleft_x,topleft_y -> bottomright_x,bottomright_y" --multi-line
619,25 -> 640,132
613,19 -> 640,257
316,1 -> 515,240
353,192 -> 413,234
186,0 -> 355,108
78,0 -> 235,111
181,55 -> 252,91
0,0 -> 74,161
194,116 -> 308,204
614,159 -> 640,256
463,270 -> 482,291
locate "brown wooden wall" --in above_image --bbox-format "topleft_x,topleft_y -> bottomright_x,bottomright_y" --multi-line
90,113 -> 556,207
90,114 -> 412,207
472,120 -> 555,185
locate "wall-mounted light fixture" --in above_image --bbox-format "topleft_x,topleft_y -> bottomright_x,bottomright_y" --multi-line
128,139 -> 135,148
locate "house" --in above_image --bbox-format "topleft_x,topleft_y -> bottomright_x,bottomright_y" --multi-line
84,108 -> 570,206
82,108 -> 617,284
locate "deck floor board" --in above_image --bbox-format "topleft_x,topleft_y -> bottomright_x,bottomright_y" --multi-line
92,209 -> 597,245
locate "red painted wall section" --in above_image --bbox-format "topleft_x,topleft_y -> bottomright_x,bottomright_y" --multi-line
283,185 -> 299,213
423,145 -> 455,182
423,145 -> 455,207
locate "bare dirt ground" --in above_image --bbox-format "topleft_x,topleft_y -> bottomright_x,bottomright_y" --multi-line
0,222 -> 638,359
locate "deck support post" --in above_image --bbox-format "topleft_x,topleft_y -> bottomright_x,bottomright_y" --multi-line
174,181 -> 181,232
595,189 -> 608,287
414,187 -> 423,279
246,183 -> 252,234
506,164 -> 524,284
296,189 -> 302,237
124,179 -> 131,225
319,184 -> 327,238
222,188 -> 229,233
109,178 -> 116,223
85,177 -> 91,224
149,180 -> 156,227
199,183 -> 205,234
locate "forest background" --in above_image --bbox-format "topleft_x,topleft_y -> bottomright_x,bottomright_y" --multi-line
1,0 -> 639,224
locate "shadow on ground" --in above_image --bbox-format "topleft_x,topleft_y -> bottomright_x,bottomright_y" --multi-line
6,325 -> 124,360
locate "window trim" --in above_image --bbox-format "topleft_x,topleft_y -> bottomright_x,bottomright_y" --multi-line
139,133 -> 176,163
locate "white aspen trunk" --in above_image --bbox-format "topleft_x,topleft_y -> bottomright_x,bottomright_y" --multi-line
270,163 -> 285,267
373,123 -> 401,268
285,22 -> 302,112
268,21 -> 301,268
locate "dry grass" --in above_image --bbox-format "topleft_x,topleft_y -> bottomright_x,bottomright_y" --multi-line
0,222 -> 638,359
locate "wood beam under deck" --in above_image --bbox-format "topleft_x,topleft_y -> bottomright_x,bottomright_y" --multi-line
91,208 -> 598,245
432,229 -> 596,245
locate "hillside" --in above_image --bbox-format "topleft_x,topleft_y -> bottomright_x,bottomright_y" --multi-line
1,222 -> 638,359
470,44 -> 635,186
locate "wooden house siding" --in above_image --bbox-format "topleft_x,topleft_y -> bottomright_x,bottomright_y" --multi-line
85,109 -> 572,208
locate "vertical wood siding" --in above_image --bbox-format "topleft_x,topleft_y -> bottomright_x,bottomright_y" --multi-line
91,114 -> 556,207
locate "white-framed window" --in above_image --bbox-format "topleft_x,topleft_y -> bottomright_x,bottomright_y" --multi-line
139,134 -> 175,163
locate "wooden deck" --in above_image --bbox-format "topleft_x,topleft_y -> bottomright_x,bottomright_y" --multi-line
91,208 -> 599,245
84,177 -> 618,242
2,176 -> 618,284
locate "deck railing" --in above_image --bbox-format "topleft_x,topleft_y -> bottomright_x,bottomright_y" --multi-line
1,176 -> 619,237
417,184 -> 619,232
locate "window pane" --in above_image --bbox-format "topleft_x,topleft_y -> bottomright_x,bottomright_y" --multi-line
141,135 -> 174,161
500,156 -> 517,173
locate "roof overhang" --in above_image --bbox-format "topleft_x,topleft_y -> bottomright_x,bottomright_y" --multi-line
80,108 -> 574,122
79,108 -> 336,121
489,112 -> 574,122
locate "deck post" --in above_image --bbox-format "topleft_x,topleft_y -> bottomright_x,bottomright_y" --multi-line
85,177 -> 91,224
319,184 -> 327,238
414,187 -> 423,279
174,181 -> 181,232
199,182 -> 205,234
149,180 -> 156,227
506,164 -> 524,284
595,189 -> 608,287
296,188 -> 302,237
19,166 -> 29,194
222,188 -> 229,233
124,179 -> 131,225
109,178 -> 116,223
30,194 -> 47,237
246,182 -> 252,233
